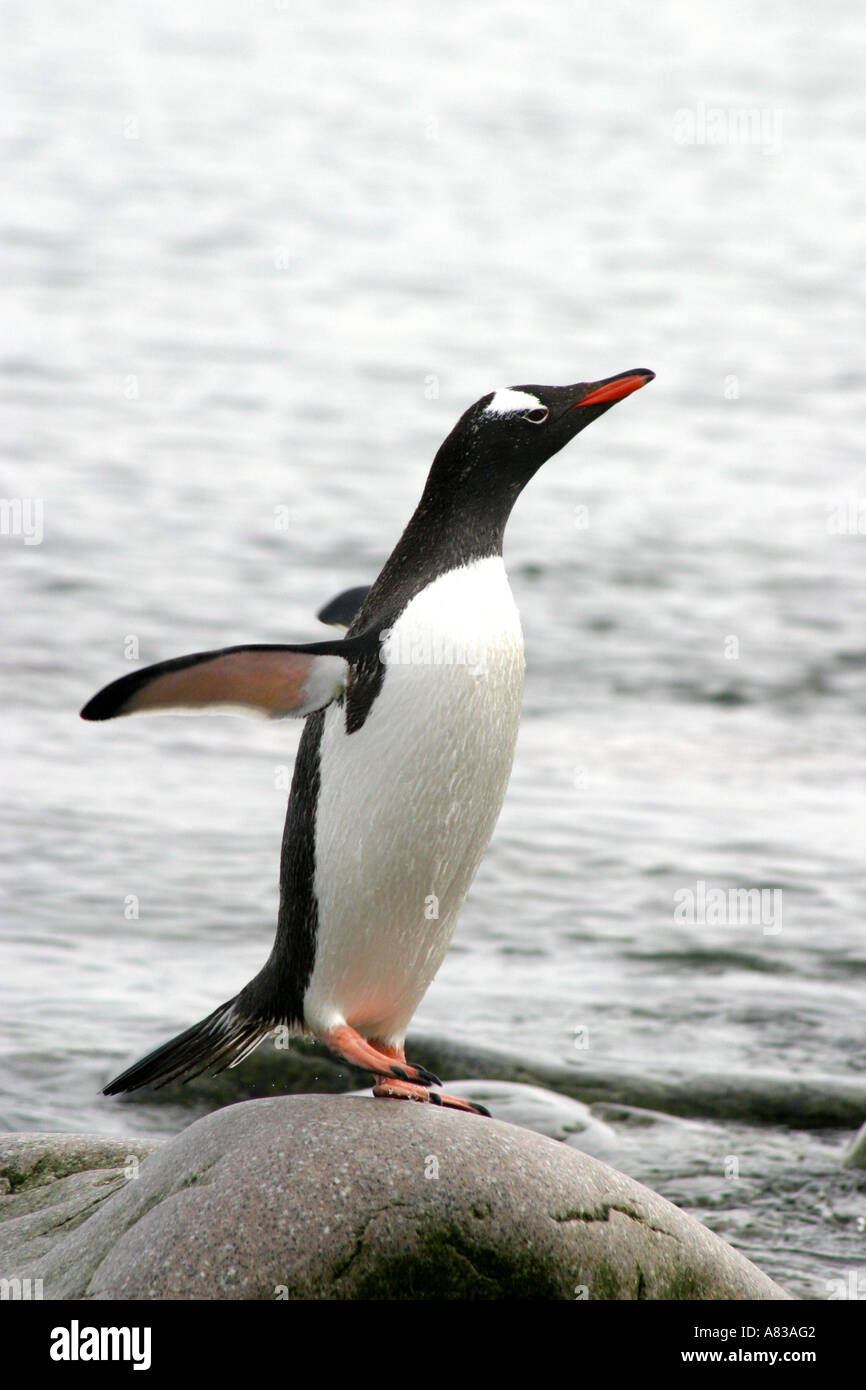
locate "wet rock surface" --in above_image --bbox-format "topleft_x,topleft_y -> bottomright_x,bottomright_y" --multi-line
0,1096 -> 792,1301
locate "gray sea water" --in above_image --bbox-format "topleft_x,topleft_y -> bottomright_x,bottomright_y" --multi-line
2,0 -> 865,1299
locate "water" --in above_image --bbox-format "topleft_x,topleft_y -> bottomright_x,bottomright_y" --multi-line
2,0 -> 865,1299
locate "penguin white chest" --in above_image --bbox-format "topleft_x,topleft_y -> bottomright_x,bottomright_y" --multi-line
305,556 -> 525,1043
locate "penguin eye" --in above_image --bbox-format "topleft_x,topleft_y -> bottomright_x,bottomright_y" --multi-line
523,406 -> 548,425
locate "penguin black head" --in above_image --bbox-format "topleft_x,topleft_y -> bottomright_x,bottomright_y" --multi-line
424,369 -> 655,519
360,367 -> 655,614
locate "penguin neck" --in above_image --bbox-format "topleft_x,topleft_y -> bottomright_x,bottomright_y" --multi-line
402,480 -> 511,567
360,459 -> 524,627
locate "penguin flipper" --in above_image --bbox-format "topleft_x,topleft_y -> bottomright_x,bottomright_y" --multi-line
80,635 -> 373,722
316,584 -> 371,629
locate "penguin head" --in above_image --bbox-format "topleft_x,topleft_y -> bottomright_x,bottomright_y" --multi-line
427,370 -> 655,510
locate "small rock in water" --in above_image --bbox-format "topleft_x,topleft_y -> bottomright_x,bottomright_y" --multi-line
842,1121 -> 866,1169
418,1078 -> 621,1158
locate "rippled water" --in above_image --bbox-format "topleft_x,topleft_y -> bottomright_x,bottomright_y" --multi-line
2,0 -> 865,1298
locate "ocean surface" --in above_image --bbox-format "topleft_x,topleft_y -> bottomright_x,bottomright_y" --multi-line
2,0 -> 865,1299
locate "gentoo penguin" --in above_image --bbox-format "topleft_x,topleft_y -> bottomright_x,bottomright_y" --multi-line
83,369 -> 654,1115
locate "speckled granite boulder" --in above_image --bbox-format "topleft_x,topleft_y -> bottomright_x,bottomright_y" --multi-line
0,1097 -> 791,1300
0,1131 -> 162,1293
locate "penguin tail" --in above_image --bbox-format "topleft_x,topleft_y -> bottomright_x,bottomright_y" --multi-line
102,997 -> 273,1095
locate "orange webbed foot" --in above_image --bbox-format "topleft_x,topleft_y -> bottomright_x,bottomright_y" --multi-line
323,1024 -> 441,1087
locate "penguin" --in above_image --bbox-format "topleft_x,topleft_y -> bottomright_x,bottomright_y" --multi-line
83,368 -> 654,1116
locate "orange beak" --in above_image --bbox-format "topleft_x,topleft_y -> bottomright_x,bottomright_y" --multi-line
573,370 -> 655,409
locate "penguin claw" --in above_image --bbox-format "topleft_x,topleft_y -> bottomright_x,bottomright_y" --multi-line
430,1092 -> 491,1117
465,1099 -> 492,1117
397,1061 -> 443,1088
373,1079 -> 490,1116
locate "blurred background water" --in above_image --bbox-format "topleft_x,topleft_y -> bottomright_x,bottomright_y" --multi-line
1,0 -> 865,1299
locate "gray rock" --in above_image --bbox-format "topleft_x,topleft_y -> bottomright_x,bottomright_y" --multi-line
401,1078 -> 622,1159
405,1036 -> 866,1129
0,1131 -> 162,1287
0,1131 -> 160,1193
1,1097 -> 791,1300
842,1121 -> 866,1169
103,1029 -> 866,1129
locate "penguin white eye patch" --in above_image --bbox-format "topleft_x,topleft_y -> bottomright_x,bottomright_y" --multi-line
483,388 -> 544,417
81,648 -> 348,721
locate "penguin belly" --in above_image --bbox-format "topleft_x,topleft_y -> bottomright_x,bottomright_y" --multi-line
302,556 -> 525,1045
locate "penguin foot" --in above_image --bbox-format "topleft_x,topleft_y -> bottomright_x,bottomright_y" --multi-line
323,1025 -> 441,1088
372,1078 -> 491,1116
